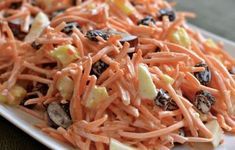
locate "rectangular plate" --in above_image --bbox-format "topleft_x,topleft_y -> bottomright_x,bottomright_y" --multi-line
0,24 -> 235,150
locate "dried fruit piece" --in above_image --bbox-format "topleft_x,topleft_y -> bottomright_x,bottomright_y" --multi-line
31,41 -> 42,50
137,16 -> 156,26
8,22 -> 27,40
47,102 -> 72,129
9,2 -> 22,9
90,60 -> 109,78
194,90 -> 215,113
119,35 -> 138,48
158,9 -> 176,22
86,30 -> 109,42
62,22 -> 81,35
154,89 -> 178,111
194,62 -> 211,86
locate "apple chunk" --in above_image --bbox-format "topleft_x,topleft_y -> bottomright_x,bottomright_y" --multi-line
24,12 -> 50,43
85,86 -> 109,109
138,63 -> 158,100
110,138 -> 136,150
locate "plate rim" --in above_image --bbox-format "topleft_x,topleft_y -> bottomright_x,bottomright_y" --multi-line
0,24 -> 235,150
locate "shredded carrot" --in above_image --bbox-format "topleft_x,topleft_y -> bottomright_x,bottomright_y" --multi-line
0,0 -> 235,149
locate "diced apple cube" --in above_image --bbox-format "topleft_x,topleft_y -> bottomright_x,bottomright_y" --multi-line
0,85 -> 27,105
50,44 -> 80,67
138,63 -> 158,100
56,75 -> 74,100
110,0 -> 135,15
110,138 -> 136,150
85,86 -> 109,109
169,27 -> 191,48
24,12 -> 50,43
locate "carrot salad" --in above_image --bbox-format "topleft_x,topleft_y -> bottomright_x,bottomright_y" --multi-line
0,0 -> 235,149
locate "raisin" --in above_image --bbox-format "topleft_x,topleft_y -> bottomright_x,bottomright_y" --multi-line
41,62 -> 57,69
194,90 -> 215,114
31,41 -> 42,50
154,89 -> 178,111
20,94 -> 38,109
119,35 -> 138,58
155,47 -> 161,52
119,35 -> 138,48
62,22 -> 81,35
9,2 -> 22,9
158,9 -> 176,22
31,83 -> 49,95
61,102 -> 71,119
47,102 -> 72,129
137,16 -> 156,26
90,60 -> 109,78
8,22 -> 27,40
178,128 -> 185,137
228,66 -> 235,74
194,62 -> 211,86
86,30 -> 109,42
72,0 -> 77,6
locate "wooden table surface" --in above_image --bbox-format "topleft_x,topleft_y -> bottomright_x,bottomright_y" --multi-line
1,1 -> 234,149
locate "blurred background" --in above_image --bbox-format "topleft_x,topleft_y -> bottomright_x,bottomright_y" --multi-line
174,0 -> 235,41
0,0 -> 235,149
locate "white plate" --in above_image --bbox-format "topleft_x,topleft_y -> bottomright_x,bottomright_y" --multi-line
0,24 -> 235,150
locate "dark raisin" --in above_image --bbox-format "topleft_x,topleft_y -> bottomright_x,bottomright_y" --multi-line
178,128 -> 185,137
119,35 -> 138,59
127,51 -> 135,59
119,35 -> 138,48
194,62 -> 211,86
154,89 -> 178,111
31,41 -> 42,50
20,94 -> 38,109
194,90 -> 215,114
155,47 -> 161,52
33,83 -> 49,95
41,62 -> 57,69
86,30 -> 109,42
137,16 -> 156,26
3,13 -> 12,18
158,9 -> 176,22
62,22 -> 81,35
47,102 -> 72,129
61,102 -> 71,119
8,22 -> 27,40
228,66 -> 235,74
90,60 -> 109,78
51,9 -> 65,20
72,0 -> 77,6
9,2 -> 22,9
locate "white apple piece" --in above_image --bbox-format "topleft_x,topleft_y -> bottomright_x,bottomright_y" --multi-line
138,63 -> 158,100
56,75 -> 74,100
205,119 -> 223,147
50,44 -> 80,67
24,12 -> 50,43
110,138 -> 136,150
85,86 -> 109,109
192,119 -> 223,150
0,85 -> 26,105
